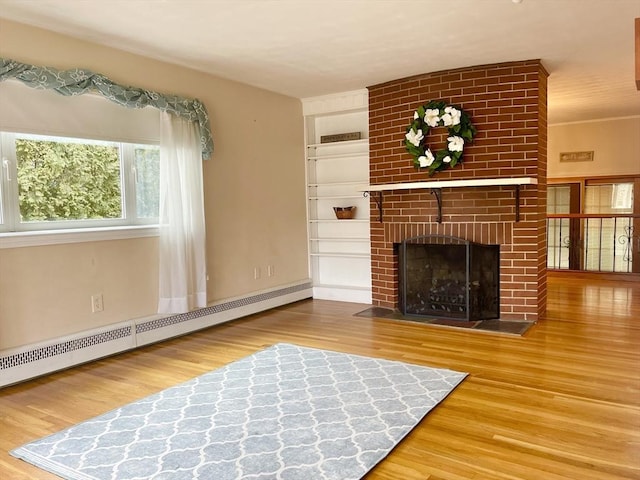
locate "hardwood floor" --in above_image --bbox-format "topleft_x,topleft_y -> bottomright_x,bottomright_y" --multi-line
1,276 -> 639,479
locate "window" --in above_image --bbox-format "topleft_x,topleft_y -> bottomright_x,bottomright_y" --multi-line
0,132 -> 159,233
547,177 -> 638,274
583,180 -> 634,272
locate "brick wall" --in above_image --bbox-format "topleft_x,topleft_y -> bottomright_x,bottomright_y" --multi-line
368,60 -> 548,321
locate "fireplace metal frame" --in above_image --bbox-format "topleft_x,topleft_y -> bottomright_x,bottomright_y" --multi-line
398,234 -> 500,321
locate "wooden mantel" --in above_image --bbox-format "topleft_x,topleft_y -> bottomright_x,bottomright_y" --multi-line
359,177 -> 538,223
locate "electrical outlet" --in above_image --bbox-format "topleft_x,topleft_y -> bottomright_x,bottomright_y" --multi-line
91,294 -> 104,313
254,267 -> 261,280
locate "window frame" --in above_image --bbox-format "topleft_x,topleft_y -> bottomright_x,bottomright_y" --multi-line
547,175 -> 639,274
0,131 -> 160,237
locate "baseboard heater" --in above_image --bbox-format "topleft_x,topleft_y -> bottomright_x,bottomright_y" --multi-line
0,281 -> 312,388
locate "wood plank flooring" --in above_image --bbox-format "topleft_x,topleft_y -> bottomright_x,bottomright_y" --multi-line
1,276 -> 639,479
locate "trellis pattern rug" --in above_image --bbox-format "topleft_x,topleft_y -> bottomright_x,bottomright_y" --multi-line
11,343 -> 466,480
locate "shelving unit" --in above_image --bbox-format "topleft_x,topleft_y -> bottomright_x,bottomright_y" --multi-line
302,90 -> 371,303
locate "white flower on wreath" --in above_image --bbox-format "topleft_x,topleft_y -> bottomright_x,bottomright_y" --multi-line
444,106 -> 461,126
405,128 -> 424,146
418,149 -> 435,167
424,108 -> 440,127
447,136 -> 464,152
405,100 -> 476,175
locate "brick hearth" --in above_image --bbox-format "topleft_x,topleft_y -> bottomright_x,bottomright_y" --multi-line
368,60 -> 548,321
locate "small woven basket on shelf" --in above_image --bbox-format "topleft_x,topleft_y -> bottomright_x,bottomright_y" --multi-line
333,206 -> 356,219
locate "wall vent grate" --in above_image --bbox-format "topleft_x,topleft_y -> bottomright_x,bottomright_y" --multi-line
136,282 -> 312,334
0,326 -> 132,370
1,282 -> 312,373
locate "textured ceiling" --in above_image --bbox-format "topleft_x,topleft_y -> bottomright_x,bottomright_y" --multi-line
0,0 -> 639,124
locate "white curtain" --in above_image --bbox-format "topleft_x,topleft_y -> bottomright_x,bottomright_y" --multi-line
158,112 -> 207,314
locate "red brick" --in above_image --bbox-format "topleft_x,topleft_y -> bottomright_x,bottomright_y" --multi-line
368,60 -> 547,320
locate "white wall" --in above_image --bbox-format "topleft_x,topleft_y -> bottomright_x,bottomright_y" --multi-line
548,117 -> 640,179
0,19 -> 309,350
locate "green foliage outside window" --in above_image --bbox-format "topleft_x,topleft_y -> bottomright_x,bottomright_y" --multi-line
16,139 -> 122,221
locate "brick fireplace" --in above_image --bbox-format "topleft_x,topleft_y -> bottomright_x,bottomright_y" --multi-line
368,60 -> 548,321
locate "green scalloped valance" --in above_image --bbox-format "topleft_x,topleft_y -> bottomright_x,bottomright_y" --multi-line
0,58 -> 213,159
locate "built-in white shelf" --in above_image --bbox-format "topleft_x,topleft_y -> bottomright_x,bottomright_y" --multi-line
309,252 -> 370,258
308,219 -> 369,223
358,177 -> 538,223
308,181 -> 364,187
314,283 -> 371,291
303,90 -> 371,303
309,195 -> 363,201
309,237 -> 369,242
307,139 -> 368,149
307,152 -> 369,161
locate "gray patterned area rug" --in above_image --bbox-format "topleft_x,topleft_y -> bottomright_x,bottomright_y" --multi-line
11,343 -> 466,480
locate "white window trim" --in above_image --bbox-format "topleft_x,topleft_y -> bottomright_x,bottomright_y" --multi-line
0,224 -> 158,249
0,132 -> 160,236
0,82 -> 162,242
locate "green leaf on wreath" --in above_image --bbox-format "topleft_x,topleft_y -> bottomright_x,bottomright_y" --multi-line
405,100 -> 477,175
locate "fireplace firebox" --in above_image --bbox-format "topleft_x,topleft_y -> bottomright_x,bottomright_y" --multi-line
398,235 -> 500,321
